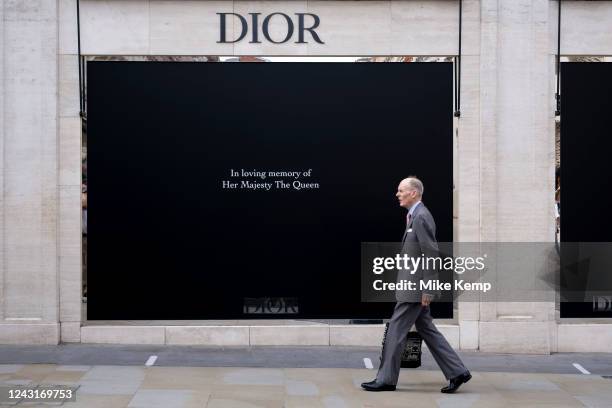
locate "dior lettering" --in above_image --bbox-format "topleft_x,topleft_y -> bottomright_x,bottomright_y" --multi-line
217,13 -> 324,44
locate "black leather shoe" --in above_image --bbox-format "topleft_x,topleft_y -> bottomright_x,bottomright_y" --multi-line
440,371 -> 472,394
361,381 -> 396,392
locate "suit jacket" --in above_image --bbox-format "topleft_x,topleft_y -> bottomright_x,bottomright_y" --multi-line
396,202 -> 440,302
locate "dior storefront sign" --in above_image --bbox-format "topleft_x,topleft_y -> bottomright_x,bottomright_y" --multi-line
217,12 -> 324,44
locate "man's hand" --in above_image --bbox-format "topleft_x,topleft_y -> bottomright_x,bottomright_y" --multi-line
421,293 -> 433,307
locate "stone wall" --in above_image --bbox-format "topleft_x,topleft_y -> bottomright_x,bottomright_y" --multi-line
0,0 -> 60,344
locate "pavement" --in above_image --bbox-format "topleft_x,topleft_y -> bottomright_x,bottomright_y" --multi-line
0,345 -> 611,407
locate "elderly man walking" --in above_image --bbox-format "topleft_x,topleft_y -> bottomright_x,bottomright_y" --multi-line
361,176 -> 471,394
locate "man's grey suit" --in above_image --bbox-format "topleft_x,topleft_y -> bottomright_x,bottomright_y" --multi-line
376,202 -> 468,386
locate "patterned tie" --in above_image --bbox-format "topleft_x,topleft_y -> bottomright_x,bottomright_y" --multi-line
402,213 -> 412,243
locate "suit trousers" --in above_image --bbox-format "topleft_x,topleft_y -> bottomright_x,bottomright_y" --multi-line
376,302 -> 468,386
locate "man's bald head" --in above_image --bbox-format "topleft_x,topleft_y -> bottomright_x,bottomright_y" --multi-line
400,177 -> 424,197
396,176 -> 424,209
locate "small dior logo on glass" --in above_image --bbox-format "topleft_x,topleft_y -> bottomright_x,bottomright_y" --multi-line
243,297 -> 299,314
593,296 -> 612,312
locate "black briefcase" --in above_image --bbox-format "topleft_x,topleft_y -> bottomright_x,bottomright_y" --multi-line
381,322 -> 423,368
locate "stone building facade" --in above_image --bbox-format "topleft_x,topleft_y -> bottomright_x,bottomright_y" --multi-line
1,0 -> 611,353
